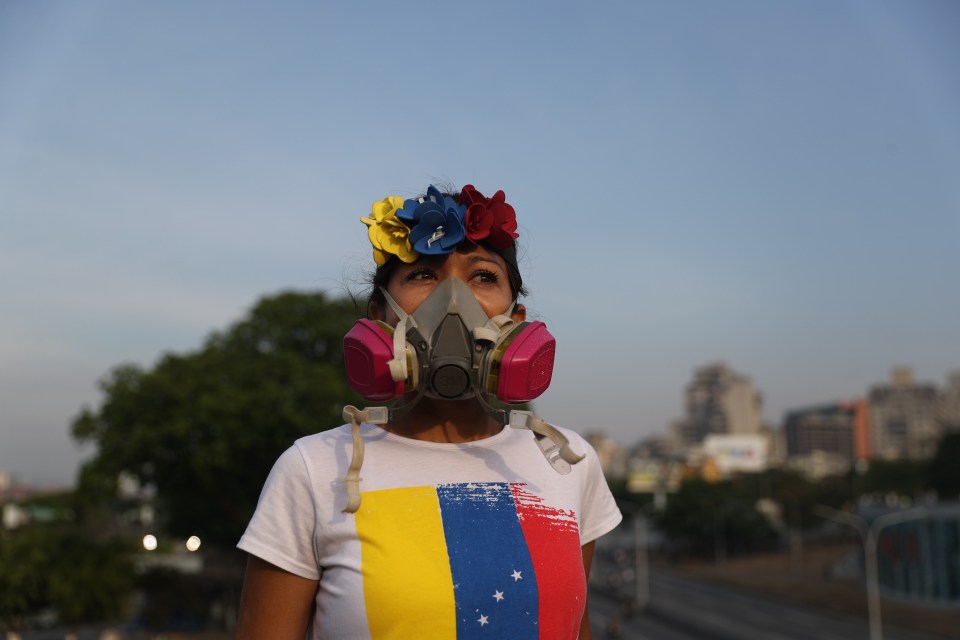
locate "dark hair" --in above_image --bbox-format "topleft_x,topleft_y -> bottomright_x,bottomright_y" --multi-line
366,189 -> 527,316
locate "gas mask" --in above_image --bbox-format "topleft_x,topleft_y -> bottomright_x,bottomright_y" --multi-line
344,278 -> 555,407
339,277 -> 584,513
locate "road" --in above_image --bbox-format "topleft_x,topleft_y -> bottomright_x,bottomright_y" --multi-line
589,570 -> 953,640
13,566 -> 950,639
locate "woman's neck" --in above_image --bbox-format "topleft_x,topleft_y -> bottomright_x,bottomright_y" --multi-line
384,397 -> 503,443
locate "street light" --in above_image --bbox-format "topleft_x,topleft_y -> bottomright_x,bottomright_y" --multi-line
813,504 -> 928,640
633,511 -> 649,611
615,502 -> 651,612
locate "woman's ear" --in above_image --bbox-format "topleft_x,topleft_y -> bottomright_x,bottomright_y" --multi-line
511,303 -> 527,323
368,301 -> 385,321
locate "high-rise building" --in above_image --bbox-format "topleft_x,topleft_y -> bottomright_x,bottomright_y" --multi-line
783,399 -> 870,463
584,432 -> 628,480
673,362 -> 762,447
938,371 -> 960,431
869,367 -> 941,460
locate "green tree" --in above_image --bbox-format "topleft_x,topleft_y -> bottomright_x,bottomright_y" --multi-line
47,529 -> 135,632
860,458 -> 929,498
654,478 -> 780,558
746,467 -> 855,530
72,291 -> 364,547
0,525 -> 133,635
928,431 -> 960,500
0,530 -> 49,633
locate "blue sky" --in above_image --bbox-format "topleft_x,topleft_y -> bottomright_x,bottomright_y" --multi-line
1,1 -> 958,487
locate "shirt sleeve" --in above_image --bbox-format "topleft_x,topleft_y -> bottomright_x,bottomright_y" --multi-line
237,444 -> 321,580
573,434 -> 623,545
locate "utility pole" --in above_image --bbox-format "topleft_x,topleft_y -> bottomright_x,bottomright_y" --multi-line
813,504 -> 928,640
634,511 -> 649,611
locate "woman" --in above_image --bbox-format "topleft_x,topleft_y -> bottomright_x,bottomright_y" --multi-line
236,184 -> 622,639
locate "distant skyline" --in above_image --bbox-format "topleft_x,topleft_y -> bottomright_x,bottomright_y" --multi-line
2,1 -> 958,487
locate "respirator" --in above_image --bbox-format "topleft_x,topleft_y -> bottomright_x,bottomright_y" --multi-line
338,278 -> 584,514
343,278 -> 556,408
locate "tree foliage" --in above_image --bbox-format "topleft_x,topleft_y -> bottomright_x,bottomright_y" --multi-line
859,458 -> 929,497
72,291 -> 364,546
742,467 -> 855,529
927,431 -> 960,499
0,530 -> 49,630
653,478 -> 780,557
0,525 -> 134,631
47,528 -> 136,628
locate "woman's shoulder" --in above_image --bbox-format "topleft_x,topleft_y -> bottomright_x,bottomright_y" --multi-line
295,422 -> 353,442
260,424 -> 358,488
288,423 -> 355,457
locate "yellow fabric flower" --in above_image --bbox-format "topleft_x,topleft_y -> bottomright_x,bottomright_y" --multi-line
360,196 -> 418,265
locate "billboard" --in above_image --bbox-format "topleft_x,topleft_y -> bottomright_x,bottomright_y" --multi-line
702,434 -> 769,474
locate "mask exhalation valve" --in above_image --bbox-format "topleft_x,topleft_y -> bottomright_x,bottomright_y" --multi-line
432,361 -> 471,398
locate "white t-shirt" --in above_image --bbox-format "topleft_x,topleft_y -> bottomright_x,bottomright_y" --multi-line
238,421 -> 622,640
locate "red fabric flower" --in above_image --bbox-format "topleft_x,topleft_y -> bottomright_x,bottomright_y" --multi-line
460,184 -> 519,249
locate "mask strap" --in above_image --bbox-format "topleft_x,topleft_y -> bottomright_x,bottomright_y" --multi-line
339,384 -> 428,514
340,405 -> 386,514
477,299 -> 518,342
380,287 -> 414,383
508,410 -> 585,474
474,394 -> 584,475
497,299 -> 518,324
387,384 -> 427,422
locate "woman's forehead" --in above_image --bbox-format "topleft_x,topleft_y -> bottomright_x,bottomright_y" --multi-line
402,245 -> 507,271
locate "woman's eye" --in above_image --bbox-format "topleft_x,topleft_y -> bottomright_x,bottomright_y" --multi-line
406,268 -> 435,281
473,269 -> 500,284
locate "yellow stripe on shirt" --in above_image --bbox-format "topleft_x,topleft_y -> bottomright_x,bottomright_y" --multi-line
356,486 -> 457,639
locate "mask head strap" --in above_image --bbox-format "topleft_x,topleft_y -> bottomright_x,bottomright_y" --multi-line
378,287 -> 414,383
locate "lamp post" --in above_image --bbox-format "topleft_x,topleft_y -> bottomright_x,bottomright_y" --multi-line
813,504 -> 928,640
633,510 -> 649,611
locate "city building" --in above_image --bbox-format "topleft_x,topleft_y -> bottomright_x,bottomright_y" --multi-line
672,362 -> 763,447
784,399 -> 870,463
762,423 -> 788,466
584,432 -> 628,480
938,371 -> 960,431
632,433 -> 684,460
624,436 -> 686,497
869,367 -> 942,460
0,470 -> 40,505
788,450 -> 852,480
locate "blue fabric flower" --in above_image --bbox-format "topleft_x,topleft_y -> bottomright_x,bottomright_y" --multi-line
396,185 -> 466,255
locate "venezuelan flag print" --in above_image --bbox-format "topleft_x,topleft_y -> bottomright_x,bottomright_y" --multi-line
355,482 -> 586,639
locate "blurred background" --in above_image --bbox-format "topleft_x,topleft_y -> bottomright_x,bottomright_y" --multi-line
1,1 -> 958,638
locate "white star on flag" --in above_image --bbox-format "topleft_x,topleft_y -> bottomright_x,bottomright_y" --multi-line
511,569 -> 523,581
478,614 -> 489,626
493,590 -> 504,602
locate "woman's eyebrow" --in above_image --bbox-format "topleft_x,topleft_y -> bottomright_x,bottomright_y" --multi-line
399,256 -> 441,271
466,254 -> 504,269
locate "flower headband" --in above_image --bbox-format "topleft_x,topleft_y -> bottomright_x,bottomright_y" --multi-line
361,184 -> 519,266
